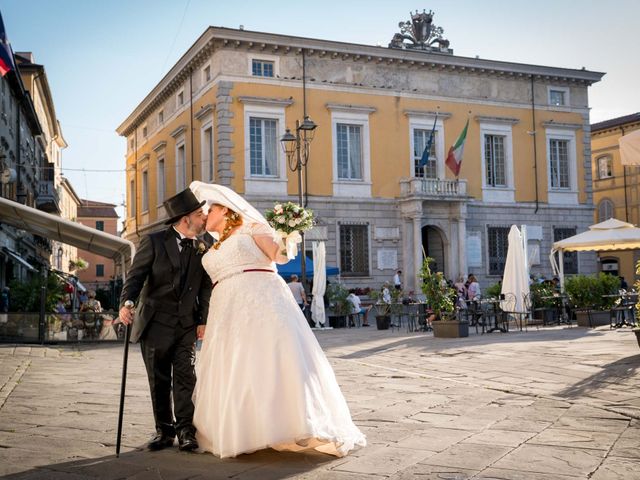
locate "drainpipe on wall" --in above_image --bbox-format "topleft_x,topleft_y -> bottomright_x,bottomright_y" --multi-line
620,126 -> 629,222
189,69 -> 195,181
530,76 -> 539,214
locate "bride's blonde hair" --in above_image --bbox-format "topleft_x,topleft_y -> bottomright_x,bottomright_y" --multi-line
213,206 -> 243,249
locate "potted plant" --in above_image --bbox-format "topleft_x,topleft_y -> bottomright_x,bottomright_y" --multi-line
564,273 -> 620,327
529,282 -> 559,324
326,283 -> 351,328
369,287 -> 392,330
419,257 -> 466,338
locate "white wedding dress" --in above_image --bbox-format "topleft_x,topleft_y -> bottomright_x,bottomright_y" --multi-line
193,224 -> 366,458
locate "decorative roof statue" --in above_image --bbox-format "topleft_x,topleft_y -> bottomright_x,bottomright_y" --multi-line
389,9 -> 451,53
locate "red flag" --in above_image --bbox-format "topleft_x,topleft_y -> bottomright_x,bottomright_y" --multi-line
0,11 -> 15,77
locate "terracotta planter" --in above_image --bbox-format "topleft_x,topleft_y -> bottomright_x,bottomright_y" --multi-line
432,320 -> 469,338
376,315 -> 391,330
575,310 -> 610,327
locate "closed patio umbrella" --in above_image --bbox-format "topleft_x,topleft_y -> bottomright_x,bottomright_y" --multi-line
311,242 -> 327,328
501,225 -> 530,313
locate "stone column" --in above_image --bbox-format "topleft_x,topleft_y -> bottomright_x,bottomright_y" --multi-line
457,203 -> 468,278
413,215 -> 423,293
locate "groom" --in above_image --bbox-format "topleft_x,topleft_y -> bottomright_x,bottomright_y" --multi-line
119,187 -> 212,452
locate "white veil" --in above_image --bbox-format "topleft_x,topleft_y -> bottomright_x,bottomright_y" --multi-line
189,181 -> 270,228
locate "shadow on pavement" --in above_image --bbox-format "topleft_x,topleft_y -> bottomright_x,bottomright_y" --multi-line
338,326 -> 601,360
1,446 -> 338,480
556,353 -> 640,400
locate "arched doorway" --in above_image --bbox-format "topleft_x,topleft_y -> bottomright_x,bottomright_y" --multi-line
422,225 -> 446,277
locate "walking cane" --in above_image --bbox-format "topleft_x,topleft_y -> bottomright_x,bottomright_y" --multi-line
116,300 -> 134,457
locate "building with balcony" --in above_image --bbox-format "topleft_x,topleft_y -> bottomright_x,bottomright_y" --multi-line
0,48 -> 46,287
591,112 -> 640,282
117,16 -> 604,291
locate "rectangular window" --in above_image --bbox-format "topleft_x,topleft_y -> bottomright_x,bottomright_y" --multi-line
554,227 -> 578,274
176,144 -> 186,190
177,90 -> 184,107
413,128 -> 437,178
203,65 -> 211,82
337,123 -> 362,180
157,158 -> 165,204
251,59 -> 274,77
249,117 -> 277,176
158,110 -> 164,124
96,264 -> 104,277
487,226 -> 510,275
203,126 -> 214,181
95,221 -> 104,231
141,170 -> 149,212
549,139 -> 570,188
142,126 -> 148,138
485,134 -> 506,187
339,224 -> 369,276
129,180 -> 136,217
598,156 -> 612,179
549,90 -> 566,106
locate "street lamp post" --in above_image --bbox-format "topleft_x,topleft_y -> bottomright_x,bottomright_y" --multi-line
280,116 -> 317,296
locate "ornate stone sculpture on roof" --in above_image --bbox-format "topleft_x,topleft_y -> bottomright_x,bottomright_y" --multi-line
389,10 -> 451,53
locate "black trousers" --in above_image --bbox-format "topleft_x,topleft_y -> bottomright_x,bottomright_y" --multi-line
140,320 -> 197,435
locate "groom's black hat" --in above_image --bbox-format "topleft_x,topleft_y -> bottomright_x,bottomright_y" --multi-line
163,188 -> 206,225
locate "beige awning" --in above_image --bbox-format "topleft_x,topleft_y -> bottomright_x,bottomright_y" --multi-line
551,218 -> 640,253
0,196 -> 135,262
620,129 -> 640,166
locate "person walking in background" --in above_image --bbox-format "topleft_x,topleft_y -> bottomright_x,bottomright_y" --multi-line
287,274 -> 308,311
393,270 -> 402,290
467,274 -> 481,300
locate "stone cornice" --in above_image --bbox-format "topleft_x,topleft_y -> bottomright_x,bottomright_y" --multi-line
475,115 -> 520,125
170,125 -> 187,138
237,96 -> 294,107
541,121 -> 582,130
194,103 -> 215,120
152,141 -> 167,152
138,153 -> 150,163
326,103 -> 376,114
403,109 -> 452,119
117,26 -> 605,137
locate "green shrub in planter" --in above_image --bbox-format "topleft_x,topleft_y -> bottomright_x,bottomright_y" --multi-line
564,273 -> 620,310
419,257 -> 456,320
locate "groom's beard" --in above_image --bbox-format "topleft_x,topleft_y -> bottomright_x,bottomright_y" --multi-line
186,217 -> 206,236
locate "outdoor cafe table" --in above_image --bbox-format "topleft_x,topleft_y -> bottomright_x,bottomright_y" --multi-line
540,294 -> 571,325
603,292 -> 637,328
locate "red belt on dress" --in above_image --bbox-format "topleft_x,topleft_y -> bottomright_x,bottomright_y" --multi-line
212,268 -> 275,289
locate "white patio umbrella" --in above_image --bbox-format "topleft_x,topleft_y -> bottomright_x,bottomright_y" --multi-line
501,225 -> 530,313
620,128 -> 640,165
311,241 -> 326,328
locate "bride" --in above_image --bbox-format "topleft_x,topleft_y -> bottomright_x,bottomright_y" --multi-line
189,181 -> 366,459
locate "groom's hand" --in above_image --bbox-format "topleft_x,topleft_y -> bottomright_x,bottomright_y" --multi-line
118,305 -> 134,325
197,325 -> 205,339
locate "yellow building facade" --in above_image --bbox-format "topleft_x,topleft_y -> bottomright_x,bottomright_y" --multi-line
118,23 -> 604,291
591,113 -> 640,284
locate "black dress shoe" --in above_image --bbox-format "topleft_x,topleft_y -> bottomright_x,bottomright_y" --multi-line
147,431 -> 175,451
177,428 -> 199,452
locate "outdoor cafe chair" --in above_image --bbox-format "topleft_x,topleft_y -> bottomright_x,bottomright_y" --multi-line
500,293 -> 529,332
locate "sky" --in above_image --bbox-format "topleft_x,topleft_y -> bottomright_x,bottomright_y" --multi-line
1,0 -> 639,226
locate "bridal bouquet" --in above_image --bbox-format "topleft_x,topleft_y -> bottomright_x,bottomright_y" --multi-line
265,202 -> 314,259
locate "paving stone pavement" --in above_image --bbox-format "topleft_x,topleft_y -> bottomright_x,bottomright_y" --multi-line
0,325 -> 639,479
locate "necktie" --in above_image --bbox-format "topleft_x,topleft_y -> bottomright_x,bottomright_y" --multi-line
179,238 -> 193,291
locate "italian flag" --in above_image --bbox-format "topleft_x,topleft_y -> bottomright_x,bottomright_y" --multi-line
445,119 -> 469,177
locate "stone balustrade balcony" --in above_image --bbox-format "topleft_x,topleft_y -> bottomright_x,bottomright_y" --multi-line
36,181 -> 61,214
399,177 -> 468,199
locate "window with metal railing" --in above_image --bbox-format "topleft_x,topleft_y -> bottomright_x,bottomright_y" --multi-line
554,227 -> 578,274
339,224 -> 369,276
487,226 -> 510,275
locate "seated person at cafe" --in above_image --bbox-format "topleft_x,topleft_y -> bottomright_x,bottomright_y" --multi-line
346,290 -> 371,326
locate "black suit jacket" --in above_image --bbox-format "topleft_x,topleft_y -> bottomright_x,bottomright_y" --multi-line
120,228 -> 213,343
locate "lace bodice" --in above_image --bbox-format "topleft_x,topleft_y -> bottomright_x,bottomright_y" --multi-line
202,224 -> 275,284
